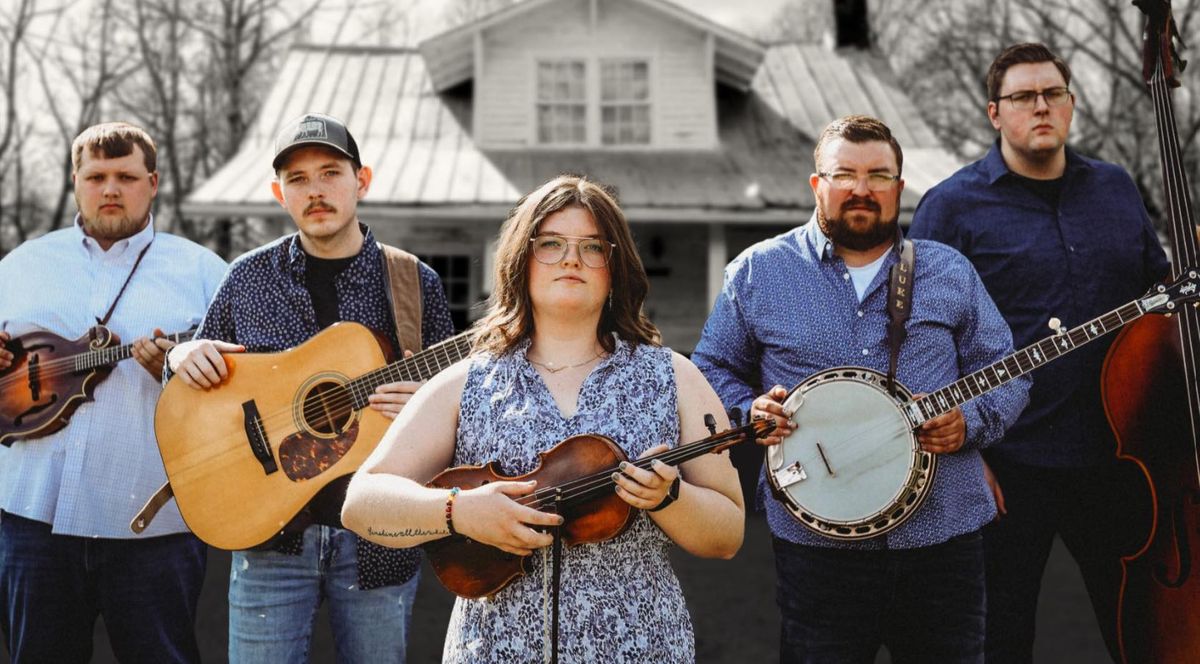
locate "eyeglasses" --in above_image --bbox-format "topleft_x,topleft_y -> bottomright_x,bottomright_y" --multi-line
530,234 -> 616,268
817,172 -> 901,192
994,87 -> 1071,110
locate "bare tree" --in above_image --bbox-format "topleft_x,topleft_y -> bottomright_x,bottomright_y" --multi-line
443,0 -> 515,28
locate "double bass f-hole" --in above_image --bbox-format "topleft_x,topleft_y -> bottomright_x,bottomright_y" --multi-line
1152,490 -> 1200,589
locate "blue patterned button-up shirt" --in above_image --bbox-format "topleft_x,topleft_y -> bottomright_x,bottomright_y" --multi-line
693,217 -> 1030,549
192,224 -> 455,588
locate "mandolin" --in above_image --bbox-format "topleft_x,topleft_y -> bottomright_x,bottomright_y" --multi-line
422,418 -> 776,599
0,325 -> 195,447
154,322 -> 474,550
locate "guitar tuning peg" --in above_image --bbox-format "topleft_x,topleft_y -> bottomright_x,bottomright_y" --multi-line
703,413 -> 718,435
1048,317 -> 1065,335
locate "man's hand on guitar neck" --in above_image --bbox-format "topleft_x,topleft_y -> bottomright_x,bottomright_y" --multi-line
368,350 -> 424,420
914,394 -> 967,454
0,331 -> 11,371
132,328 -> 177,380
168,338 -> 246,389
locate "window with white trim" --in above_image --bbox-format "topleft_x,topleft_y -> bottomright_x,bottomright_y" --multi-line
536,60 -> 587,145
534,57 -> 652,146
600,60 -> 650,145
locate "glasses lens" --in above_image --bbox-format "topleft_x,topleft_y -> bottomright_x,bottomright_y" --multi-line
533,236 -> 565,264
580,240 -> 609,268
829,173 -> 857,189
866,174 -> 897,191
1008,91 -> 1037,108
1044,88 -> 1070,105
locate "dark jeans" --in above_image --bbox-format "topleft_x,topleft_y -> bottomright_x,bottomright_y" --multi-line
0,511 -> 207,664
774,532 -> 985,664
981,457 -> 1147,664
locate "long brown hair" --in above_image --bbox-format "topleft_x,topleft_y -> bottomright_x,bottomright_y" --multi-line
473,174 -> 660,355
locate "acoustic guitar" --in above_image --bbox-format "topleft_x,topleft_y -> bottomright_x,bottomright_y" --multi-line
154,322 -> 473,550
0,325 -> 195,447
767,270 -> 1200,540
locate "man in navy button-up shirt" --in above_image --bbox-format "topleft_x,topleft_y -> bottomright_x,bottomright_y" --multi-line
695,115 -> 1029,663
910,43 -> 1170,663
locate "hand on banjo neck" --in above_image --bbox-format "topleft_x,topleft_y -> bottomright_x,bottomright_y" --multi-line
750,384 -> 967,453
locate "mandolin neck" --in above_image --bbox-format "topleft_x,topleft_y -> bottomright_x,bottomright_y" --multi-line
74,329 -> 195,371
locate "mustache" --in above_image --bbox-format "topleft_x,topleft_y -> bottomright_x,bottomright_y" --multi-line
305,201 -> 336,215
841,196 -> 880,213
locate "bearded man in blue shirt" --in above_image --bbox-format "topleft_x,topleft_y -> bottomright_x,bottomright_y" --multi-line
694,114 -> 1029,663
908,43 -> 1171,663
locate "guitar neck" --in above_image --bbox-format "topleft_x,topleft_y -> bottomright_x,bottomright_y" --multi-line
345,332 -> 475,408
74,330 -> 196,371
542,422 -> 773,510
909,298 -> 1154,425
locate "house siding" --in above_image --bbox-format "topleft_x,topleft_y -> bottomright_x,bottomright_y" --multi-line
477,0 -> 716,149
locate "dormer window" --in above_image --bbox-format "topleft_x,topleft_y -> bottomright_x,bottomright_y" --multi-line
535,57 -> 653,147
600,60 -> 650,145
536,60 -> 587,144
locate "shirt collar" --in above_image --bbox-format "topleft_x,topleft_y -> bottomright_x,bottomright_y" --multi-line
73,213 -> 155,261
982,139 -> 1088,185
800,210 -> 902,264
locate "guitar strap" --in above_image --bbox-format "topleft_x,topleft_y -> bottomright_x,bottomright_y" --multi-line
378,243 -> 424,355
886,238 -> 915,397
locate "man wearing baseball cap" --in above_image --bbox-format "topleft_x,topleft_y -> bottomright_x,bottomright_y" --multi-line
169,112 -> 455,662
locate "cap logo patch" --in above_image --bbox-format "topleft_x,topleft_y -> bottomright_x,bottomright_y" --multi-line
293,120 -> 327,141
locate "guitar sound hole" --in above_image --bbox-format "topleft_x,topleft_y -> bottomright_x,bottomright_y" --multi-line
301,381 -> 353,435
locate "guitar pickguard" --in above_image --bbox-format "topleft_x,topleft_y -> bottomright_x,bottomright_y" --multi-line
278,419 -> 361,481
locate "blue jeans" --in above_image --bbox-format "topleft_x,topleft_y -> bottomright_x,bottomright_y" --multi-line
774,532 -> 986,664
228,525 -> 418,663
0,511 -> 206,663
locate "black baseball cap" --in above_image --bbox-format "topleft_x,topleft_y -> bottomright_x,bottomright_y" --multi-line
272,113 -> 361,171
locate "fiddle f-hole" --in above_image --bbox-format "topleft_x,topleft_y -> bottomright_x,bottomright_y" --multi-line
296,375 -> 356,438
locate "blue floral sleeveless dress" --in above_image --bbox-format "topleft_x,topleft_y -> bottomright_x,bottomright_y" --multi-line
442,339 -> 695,664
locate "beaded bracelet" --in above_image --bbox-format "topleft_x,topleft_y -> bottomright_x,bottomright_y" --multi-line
445,487 -> 461,536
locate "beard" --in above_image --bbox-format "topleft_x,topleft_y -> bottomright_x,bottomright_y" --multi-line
816,196 -> 898,252
77,205 -> 149,244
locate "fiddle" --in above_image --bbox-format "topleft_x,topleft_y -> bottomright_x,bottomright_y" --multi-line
422,418 -> 775,598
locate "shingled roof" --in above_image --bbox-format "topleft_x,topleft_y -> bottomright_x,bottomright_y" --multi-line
184,42 -> 960,221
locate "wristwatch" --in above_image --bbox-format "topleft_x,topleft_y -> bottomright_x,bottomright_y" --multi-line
648,476 -> 681,512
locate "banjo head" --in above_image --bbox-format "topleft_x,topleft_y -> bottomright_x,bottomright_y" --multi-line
765,367 -> 936,541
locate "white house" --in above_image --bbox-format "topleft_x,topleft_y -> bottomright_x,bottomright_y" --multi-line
184,0 -> 960,350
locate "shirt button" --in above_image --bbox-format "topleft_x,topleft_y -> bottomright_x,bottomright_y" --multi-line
843,273 -> 850,280
857,310 -> 864,317
861,348 -> 869,356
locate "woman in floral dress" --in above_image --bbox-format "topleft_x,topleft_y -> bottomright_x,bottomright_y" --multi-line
343,175 -> 745,663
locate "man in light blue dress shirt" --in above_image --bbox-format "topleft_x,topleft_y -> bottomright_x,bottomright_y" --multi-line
0,122 -> 226,662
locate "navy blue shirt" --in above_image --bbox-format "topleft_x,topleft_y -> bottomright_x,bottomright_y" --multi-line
693,217 -> 1029,549
194,225 -> 455,589
910,143 -> 1170,467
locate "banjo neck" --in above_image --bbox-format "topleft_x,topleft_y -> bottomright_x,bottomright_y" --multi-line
905,278 -> 1196,426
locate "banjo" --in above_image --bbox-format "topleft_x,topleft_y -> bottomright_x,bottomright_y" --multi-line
767,268 -> 1200,541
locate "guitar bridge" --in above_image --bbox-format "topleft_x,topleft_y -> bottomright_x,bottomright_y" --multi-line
242,400 -> 278,475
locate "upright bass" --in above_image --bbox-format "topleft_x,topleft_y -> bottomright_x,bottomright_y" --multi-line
1103,2 -> 1200,660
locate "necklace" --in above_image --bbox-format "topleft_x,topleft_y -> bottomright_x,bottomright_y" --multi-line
527,351 -> 604,374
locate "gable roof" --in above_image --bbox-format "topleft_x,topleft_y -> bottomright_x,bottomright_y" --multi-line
184,42 -> 961,221
419,0 -> 766,92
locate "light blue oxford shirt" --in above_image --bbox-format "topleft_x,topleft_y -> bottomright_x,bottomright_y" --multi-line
0,217 -> 226,537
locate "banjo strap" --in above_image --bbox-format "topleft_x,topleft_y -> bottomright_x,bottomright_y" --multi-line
886,239 -> 915,396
